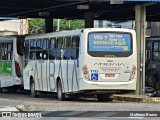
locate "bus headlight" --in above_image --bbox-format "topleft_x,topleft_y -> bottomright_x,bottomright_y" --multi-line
82,65 -> 90,80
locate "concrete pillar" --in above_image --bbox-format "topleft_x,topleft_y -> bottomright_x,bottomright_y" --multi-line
84,12 -> 94,28
45,18 -> 53,33
99,20 -> 103,28
20,19 -> 29,35
135,5 -> 146,95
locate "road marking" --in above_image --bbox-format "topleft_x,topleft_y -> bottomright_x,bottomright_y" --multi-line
94,112 -> 118,117
128,117 -> 143,119
61,111 -> 86,116
0,98 -> 10,100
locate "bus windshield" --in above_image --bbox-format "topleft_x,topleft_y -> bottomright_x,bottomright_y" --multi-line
88,32 -> 132,57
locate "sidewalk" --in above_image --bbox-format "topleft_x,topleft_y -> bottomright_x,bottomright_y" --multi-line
113,94 -> 160,102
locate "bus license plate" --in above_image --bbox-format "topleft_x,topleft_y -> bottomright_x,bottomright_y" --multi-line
105,74 -> 115,78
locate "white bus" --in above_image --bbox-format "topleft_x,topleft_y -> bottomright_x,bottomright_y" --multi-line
0,36 -> 24,91
23,28 -> 137,101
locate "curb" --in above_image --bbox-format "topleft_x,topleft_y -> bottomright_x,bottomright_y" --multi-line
113,95 -> 160,103
113,95 -> 144,102
16,104 -> 29,112
143,97 -> 160,103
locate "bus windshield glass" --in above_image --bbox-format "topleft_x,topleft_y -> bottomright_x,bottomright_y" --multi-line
88,32 -> 132,57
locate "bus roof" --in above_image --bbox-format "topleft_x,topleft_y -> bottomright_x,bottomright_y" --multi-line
0,36 -> 16,42
25,28 -> 135,40
25,29 -> 82,40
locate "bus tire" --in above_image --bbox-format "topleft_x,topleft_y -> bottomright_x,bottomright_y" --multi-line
57,80 -> 65,101
30,80 -> 39,98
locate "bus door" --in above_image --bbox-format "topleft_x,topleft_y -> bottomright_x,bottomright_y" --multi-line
0,42 -> 13,87
24,40 -> 29,68
41,38 -> 49,91
67,36 -> 80,92
48,38 -> 57,91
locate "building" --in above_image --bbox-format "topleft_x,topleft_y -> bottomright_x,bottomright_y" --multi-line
0,19 -> 28,35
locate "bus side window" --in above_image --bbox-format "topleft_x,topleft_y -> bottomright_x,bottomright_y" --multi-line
57,37 -> 63,49
146,41 -> 152,61
7,42 -> 13,51
30,39 -> 36,50
63,37 -> 71,60
36,39 -> 42,59
49,38 -> 56,60
2,43 -> 8,60
71,36 -> 80,60
30,39 -> 36,60
42,38 -> 49,60
153,42 -> 160,61
30,51 -> 36,60
37,39 -> 42,49
7,42 -> 13,60
2,51 -> 7,60
57,37 -> 63,60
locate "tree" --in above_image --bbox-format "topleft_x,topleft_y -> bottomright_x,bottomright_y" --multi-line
28,18 -> 84,34
28,18 -> 45,34
54,19 -> 84,31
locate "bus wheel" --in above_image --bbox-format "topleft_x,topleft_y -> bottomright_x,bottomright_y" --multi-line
30,80 -> 39,98
57,80 -> 65,101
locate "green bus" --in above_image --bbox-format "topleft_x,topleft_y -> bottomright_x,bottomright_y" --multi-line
0,36 -> 24,90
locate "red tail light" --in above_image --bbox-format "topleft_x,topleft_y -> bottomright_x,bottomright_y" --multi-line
15,61 -> 21,78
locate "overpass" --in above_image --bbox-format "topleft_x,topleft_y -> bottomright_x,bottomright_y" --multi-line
0,0 -> 159,21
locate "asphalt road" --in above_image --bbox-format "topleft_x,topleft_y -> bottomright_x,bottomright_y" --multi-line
0,92 -> 160,120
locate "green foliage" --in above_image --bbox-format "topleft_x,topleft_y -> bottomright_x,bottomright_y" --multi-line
28,18 -> 84,34
28,18 -> 45,34
54,19 -> 84,31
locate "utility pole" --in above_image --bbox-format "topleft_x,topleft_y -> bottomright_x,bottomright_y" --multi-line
57,19 -> 60,31
135,5 -> 146,95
